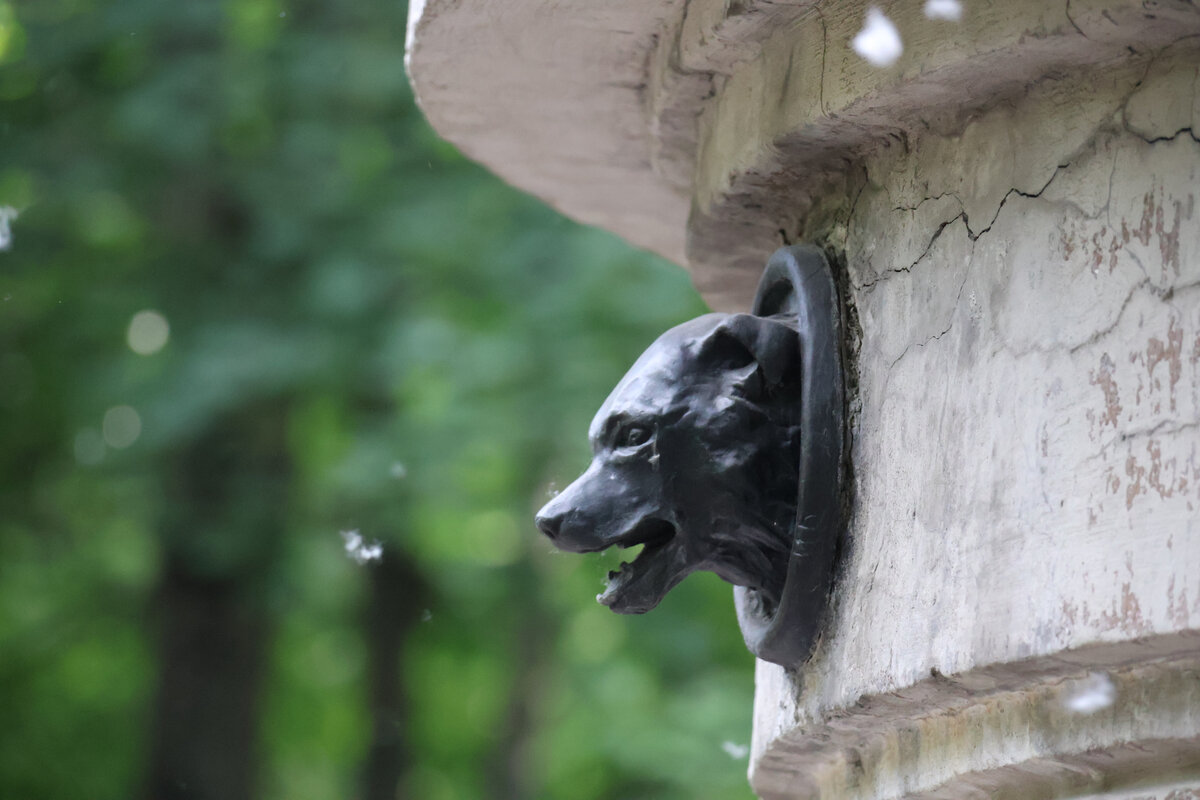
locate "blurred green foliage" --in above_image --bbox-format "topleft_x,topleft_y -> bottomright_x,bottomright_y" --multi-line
0,0 -> 756,798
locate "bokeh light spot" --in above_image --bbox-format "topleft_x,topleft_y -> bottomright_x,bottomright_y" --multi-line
126,309 -> 169,355
102,405 -> 141,448
73,428 -> 105,465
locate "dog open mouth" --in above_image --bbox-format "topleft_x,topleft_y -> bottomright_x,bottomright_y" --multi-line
595,518 -> 681,614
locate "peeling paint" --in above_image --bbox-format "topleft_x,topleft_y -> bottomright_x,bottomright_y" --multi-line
1091,352 -> 1123,430
1142,317 -> 1185,412
1166,576 -> 1191,627
1098,580 -> 1152,635
1120,189 -> 1186,280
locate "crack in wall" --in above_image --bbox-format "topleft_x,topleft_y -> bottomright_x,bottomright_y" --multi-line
812,4 -> 828,119
999,275 -> 1199,365
1118,416 -> 1200,444
857,214 -> 965,292
962,164 -> 1068,241
857,163 -> 1070,294
1068,279 -> 1152,355
887,319 -> 954,372
891,192 -> 963,214
1064,0 -> 1089,41
1127,125 -> 1200,146
885,249 -> 976,373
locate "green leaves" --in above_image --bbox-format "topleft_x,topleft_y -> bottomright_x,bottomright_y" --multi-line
0,0 -> 753,798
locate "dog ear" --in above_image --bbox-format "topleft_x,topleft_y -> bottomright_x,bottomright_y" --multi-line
695,314 -> 800,394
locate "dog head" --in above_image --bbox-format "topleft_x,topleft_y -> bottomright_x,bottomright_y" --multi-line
535,312 -> 803,615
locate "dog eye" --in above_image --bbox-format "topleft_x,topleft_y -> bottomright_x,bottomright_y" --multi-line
617,425 -> 652,448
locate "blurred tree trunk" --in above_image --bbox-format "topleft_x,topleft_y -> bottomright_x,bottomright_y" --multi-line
482,562 -> 555,800
143,568 -> 271,800
361,550 -> 425,800
142,402 -> 290,800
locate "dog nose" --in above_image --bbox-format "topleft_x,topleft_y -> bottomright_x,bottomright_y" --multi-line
535,511 -> 562,542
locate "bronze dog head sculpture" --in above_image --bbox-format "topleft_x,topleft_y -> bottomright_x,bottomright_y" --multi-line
535,312 -> 804,615
535,245 -> 845,667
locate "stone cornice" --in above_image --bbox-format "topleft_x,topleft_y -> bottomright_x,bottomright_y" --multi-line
407,0 -> 1200,310
751,632 -> 1200,799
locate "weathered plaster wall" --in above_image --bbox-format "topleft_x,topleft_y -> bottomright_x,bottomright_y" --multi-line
408,4 -> 1200,794
749,46 -> 1200,799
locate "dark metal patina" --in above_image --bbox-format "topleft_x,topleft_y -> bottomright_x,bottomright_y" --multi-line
535,245 -> 845,668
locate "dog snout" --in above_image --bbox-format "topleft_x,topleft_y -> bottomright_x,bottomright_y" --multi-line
535,509 -> 562,542
536,502 -> 596,553
534,460 -> 656,554
534,472 -> 603,553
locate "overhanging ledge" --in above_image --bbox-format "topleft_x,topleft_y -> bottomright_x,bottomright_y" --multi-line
406,0 -> 1200,310
404,0 -> 691,270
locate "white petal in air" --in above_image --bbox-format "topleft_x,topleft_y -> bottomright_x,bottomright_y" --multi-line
721,741 -> 749,760
924,0 -> 963,21
341,529 -> 383,564
1062,672 -> 1116,714
852,8 -> 903,67
0,206 -> 19,251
